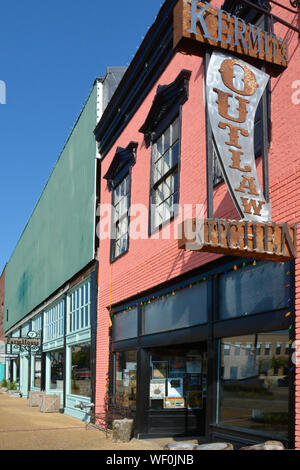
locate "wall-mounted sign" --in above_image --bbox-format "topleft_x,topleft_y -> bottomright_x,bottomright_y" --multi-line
173,0 -> 288,76
207,52 -> 271,222
0,354 -> 19,359
178,218 -> 297,261
27,331 -> 38,339
6,338 -> 40,347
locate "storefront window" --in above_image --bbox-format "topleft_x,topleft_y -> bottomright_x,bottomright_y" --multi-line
218,330 -> 290,437
217,262 -> 290,320
142,281 -> 207,335
14,358 -> 20,385
49,350 -> 64,390
71,343 -> 91,397
112,309 -> 137,342
33,355 -> 41,389
114,351 -> 137,409
150,347 -> 207,410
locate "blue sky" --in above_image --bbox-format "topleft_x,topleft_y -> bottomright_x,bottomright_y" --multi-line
0,0 -> 164,273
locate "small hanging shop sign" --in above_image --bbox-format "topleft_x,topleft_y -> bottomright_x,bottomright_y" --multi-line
173,0 -> 288,76
5,331 -> 40,353
6,337 -> 40,347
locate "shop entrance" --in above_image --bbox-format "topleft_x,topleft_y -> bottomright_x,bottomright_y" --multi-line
146,343 -> 207,437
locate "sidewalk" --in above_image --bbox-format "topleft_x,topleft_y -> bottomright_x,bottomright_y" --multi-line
0,392 -> 162,450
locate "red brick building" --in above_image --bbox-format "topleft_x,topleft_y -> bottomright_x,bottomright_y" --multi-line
94,0 -> 299,448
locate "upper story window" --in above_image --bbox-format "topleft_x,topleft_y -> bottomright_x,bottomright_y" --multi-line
32,314 -> 42,334
21,323 -> 30,338
44,298 -> 65,342
150,117 -> 180,230
104,142 -> 138,263
113,176 -> 130,260
68,278 -> 91,333
139,69 -> 191,233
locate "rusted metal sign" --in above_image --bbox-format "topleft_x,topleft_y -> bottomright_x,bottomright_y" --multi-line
178,218 -> 297,261
207,51 -> 272,222
6,338 -> 41,347
173,0 -> 288,77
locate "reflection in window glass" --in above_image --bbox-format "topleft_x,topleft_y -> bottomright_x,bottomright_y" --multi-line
114,351 -> 137,409
151,117 -> 180,231
218,330 -> 290,437
49,350 -> 64,390
13,358 -> 20,386
69,280 -> 90,333
33,355 -> 42,389
143,281 -> 207,335
44,300 -> 65,342
150,347 -> 207,411
112,175 -> 130,260
71,343 -> 91,397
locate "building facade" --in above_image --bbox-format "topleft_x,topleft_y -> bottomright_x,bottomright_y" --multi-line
4,68 -> 126,419
94,0 -> 299,449
0,266 -> 5,382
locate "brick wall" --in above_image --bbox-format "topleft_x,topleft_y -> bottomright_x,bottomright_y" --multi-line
95,1 -> 300,446
267,2 -> 300,449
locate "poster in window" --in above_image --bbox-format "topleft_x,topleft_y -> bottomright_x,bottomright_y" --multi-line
189,374 -> 201,386
167,378 -> 183,398
187,391 -> 203,409
123,369 -> 130,387
164,397 -> 185,409
150,380 -> 165,400
129,370 -> 136,387
152,361 -> 168,380
116,372 -> 122,381
186,358 -> 202,374
169,359 -> 185,376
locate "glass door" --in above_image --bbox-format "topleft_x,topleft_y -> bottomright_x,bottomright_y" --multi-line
148,343 -> 207,436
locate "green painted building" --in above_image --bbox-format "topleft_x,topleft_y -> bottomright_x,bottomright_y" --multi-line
4,67 -> 126,419
5,83 -> 97,332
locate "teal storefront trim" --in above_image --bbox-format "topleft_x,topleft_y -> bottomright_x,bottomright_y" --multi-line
44,345 -> 64,407
0,363 -> 4,382
64,325 -> 91,421
20,354 -> 29,398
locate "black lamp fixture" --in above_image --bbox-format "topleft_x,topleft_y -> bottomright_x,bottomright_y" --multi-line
290,0 -> 300,9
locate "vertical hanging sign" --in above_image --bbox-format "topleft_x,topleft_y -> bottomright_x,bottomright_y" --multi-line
178,54 -> 297,259
175,2 -> 297,260
206,51 -> 271,222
